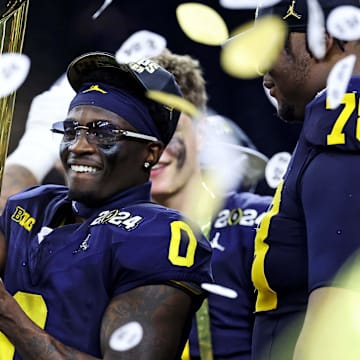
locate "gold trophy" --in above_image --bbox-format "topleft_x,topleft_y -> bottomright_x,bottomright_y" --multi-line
0,0 -> 29,187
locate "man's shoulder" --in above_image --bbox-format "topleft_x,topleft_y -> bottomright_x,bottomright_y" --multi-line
91,201 -> 204,238
304,76 -> 360,151
224,191 -> 272,210
8,184 -> 67,202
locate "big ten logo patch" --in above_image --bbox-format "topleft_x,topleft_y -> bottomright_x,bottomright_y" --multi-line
129,59 -> 160,74
11,206 -> 36,231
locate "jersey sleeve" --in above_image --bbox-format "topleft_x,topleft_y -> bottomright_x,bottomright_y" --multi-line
102,210 -> 213,297
301,151 -> 360,293
304,78 -> 360,152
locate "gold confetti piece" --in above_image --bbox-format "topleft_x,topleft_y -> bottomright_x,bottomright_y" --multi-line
176,2 -> 229,46
294,253 -> 360,360
146,90 -> 199,117
220,15 -> 287,79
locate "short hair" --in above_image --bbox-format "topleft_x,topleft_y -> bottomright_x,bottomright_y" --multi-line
152,49 -> 208,112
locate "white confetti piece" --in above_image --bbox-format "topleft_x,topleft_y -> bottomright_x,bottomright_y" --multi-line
92,0 -> 113,20
263,84 -> 278,109
265,152 -> 291,189
327,5 -> 360,41
307,0 -> 326,60
109,321 -> 143,352
0,53 -> 30,99
326,54 -> 356,110
201,283 -> 238,299
115,30 -> 167,64
220,0 -> 281,9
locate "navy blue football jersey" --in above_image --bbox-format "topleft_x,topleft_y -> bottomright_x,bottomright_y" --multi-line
251,76 -> 360,359
0,182 -> 213,359
189,191 -> 271,359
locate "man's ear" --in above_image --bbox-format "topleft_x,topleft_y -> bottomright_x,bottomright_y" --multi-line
146,141 -> 164,166
321,32 -> 347,63
325,32 -> 336,53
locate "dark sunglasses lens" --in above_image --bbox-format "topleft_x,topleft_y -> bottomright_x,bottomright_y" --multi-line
63,120 -> 77,142
87,121 -> 119,145
55,120 -> 120,145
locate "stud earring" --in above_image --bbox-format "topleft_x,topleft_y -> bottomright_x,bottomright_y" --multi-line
144,161 -> 151,169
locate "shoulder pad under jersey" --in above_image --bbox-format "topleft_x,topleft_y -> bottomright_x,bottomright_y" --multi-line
304,76 -> 360,152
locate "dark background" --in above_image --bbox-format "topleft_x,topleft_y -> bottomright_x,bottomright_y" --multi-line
10,0 -> 301,192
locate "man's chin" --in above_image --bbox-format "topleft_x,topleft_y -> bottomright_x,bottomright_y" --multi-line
68,189 -> 99,206
278,105 -> 304,124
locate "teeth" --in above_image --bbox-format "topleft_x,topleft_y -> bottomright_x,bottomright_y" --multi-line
71,165 -> 98,173
152,163 -> 165,170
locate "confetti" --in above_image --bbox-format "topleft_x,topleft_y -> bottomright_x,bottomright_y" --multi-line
307,0 -> 326,60
219,0 -> 281,9
293,252 -> 360,359
0,53 -> 30,99
146,90 -> 200,118
92,0 -> 113,20
109,321 -> 143,352
176,3 -> 229,45
115,30 -> 167,64
220,15 -> 287,79
263,84 -> 278,109
265,152 -> 291,189
201,283 -> 238,299
327,5 -> 360,41
326,54 -> 356,110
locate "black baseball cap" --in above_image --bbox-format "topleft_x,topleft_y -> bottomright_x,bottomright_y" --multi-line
66,51 -> 183,145
256,0 -> 359,32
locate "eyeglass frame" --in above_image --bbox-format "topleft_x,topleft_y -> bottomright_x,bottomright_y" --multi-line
51,119 -> 159,146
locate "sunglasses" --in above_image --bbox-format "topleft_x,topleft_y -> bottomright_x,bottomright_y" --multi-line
51,119 -> 159,146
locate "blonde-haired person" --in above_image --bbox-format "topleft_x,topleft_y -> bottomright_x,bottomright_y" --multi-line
151,48 -> 272,360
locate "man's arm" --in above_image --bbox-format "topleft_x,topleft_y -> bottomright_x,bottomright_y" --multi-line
295,152 -> 360,359
0,280 -> 193,359
100,284 -> 193,359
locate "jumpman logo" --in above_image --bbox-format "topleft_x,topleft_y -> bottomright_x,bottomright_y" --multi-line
210,232 -> 225,252
82,84 -> 108,94
283,0 -> 302,20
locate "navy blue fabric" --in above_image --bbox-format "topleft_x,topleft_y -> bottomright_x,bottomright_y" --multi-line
0,183 -> 213,359
69,82 -> 160,139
